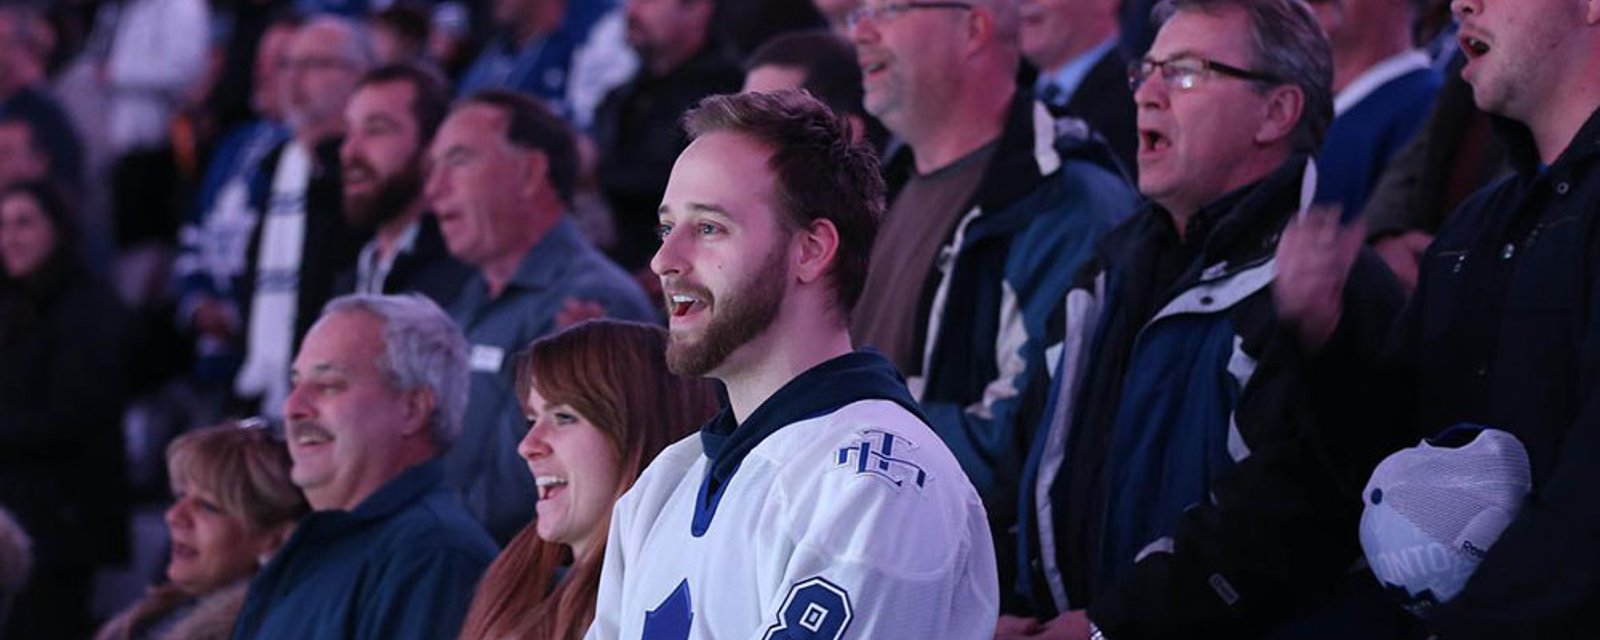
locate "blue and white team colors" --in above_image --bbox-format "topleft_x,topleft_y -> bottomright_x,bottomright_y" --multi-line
585,351 -> 999,639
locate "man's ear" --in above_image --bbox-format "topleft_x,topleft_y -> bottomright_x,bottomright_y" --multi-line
1254,84 -> 1305,147
519,149 -> 551,200
846,114 -> 868,145
964,6 -> 995,57
401,387 -> 437,439
793,218 -> 841,287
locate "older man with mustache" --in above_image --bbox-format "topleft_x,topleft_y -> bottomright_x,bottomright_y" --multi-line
231,293 -> 496,640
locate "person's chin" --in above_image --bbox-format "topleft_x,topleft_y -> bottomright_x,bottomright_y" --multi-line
166,566 -> 200,592
534,519 -> 564,544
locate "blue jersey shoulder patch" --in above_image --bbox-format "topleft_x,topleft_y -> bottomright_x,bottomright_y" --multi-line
835,429 -> 929,490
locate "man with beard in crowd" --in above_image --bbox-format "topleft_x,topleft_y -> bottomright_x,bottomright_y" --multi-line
334,63 -> 471,305
587,90 -> 997,639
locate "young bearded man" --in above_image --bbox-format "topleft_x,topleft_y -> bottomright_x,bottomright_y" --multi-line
585,90 -> 998,639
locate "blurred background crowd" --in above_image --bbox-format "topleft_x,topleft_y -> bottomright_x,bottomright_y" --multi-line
0,0 -> 1552,636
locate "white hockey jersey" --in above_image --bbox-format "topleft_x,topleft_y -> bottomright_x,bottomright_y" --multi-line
586,351 -> 998,640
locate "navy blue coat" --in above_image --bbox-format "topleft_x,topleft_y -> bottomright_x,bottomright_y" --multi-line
231,460 -> 497,640
876,96 -> 1134,612
1019,157 -> 1405,637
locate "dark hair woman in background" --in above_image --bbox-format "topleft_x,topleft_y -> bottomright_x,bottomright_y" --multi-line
0,180 -> 133,638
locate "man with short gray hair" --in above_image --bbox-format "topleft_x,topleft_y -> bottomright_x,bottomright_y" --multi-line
1011,0 -> 1402,637
234,16 -> 378,420
231,293 -> 496,640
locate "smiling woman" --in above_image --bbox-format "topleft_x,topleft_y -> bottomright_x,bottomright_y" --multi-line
96,422 -> 309,640
458,320 -> 719,640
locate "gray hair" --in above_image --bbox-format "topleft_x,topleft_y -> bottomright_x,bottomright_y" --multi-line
322,294 -> 469,450
1152,0 -> 1333,154
302,15 -> 379,72
974,0 -> 1021,46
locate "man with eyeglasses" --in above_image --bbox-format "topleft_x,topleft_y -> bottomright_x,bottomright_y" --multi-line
234,17 -> 375,422
847,1 -> 1135,618
1009,0 -> 1403,638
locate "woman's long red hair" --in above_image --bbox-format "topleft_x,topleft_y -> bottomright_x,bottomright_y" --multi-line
458,320 -> 720,640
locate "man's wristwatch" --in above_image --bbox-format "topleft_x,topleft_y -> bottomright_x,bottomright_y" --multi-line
1089,621 -> 1107,640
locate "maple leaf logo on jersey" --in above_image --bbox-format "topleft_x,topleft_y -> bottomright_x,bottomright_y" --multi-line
641,579 -> 692,640
836,429 -> 929,490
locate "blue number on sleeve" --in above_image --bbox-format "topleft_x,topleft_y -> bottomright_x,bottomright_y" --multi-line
762,577 -> 853,640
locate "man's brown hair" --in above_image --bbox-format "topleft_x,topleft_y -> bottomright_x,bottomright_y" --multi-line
458,89 -> 580,207
681,90 -> 885,314
357,62 -> 452,147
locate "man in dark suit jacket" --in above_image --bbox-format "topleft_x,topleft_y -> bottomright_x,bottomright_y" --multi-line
1020,0 -> 1137,176
333,64 -> 471,306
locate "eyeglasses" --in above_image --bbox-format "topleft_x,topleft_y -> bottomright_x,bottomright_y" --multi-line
1127,55 -> 1283,92
238,415 -> 285,442
847,1 -> 974,30
280,55 -> 357,74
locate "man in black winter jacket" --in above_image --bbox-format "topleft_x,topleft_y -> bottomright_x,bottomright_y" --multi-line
1277,0 -> 1600,636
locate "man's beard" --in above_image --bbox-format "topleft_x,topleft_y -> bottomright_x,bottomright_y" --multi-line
624,18 -> 657,60
666,243 -> 788,377
343,158 -> 423,231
